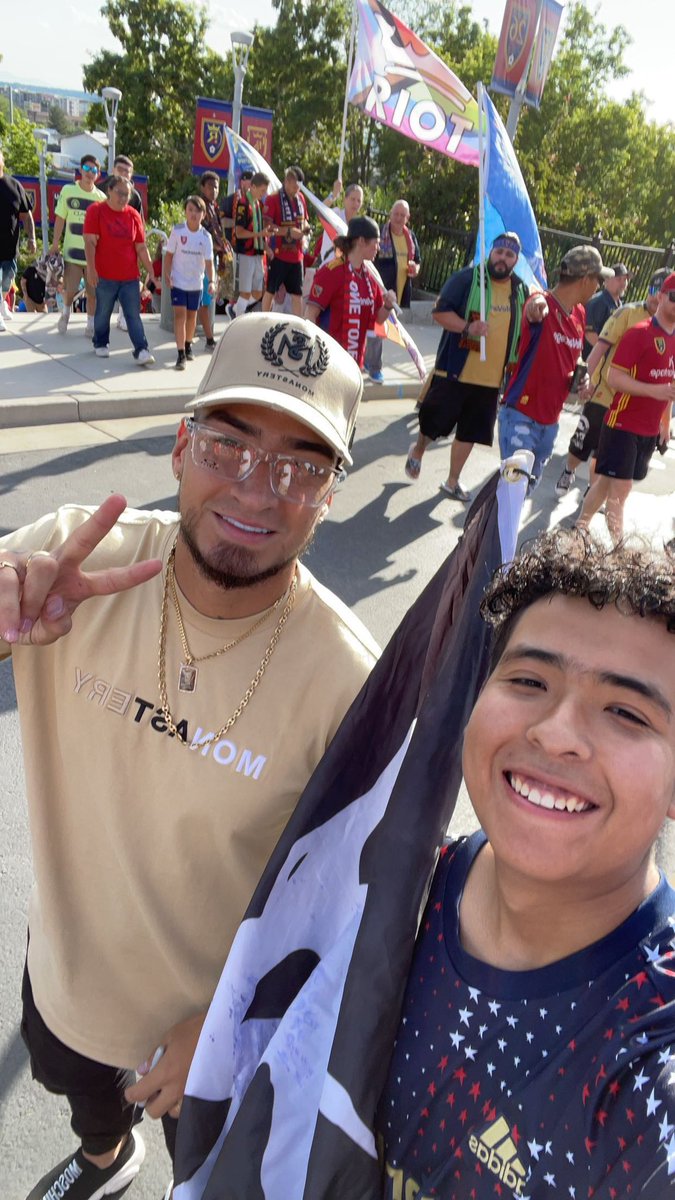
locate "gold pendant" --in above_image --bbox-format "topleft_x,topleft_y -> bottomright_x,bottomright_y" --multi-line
178,662 -> 198,693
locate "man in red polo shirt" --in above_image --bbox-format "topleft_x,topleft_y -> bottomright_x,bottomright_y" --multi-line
498,245 -> 613,490
577,272 -> 675,541
83,176 -> 157,365
262,166 -> 310,318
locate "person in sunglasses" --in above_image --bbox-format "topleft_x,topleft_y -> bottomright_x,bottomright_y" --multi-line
0,314 -> 379,1200
50,154 -> 105,338
577,271 -> 675,542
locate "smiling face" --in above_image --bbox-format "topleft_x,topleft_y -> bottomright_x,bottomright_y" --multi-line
462,595 -> 675,901
171,403 -> 336,614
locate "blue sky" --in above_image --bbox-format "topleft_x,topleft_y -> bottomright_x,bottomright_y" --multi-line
2,0 -> 673,126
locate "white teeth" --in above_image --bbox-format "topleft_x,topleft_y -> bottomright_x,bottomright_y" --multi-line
225,517 -> 271,534
508,773 -> 590,815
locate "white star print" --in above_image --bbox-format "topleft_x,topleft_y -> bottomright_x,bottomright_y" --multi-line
449,1029 -> 464,1049
566,1151 -> 574,1164
487,1061 -> 496,1076
646,1088 -> 663,1116
633,1068 -> 649,1091
543,1173 -> 556,1185
464,1044 -> 477,1061
666,1133 -> 675,1176
658,1047 -> 672,1065
540,1007 -> 548,1018
506,1014 -> 519,1028
498,1038 -> 507,1052
488,1000 -> 501,1015
527,1138 -> 543,1160
458,1007 -> 472,1026
468,986 -> 480,1003
660,1114 -> 675,1142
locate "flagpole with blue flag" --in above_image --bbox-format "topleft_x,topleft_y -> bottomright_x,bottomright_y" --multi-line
477,81 -> 487,363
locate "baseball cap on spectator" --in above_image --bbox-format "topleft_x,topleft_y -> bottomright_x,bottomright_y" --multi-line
648,268 -> 669,293
559,245 -> 613,280
659,272 -> 675,294
240,170 -> 253,181
610,263 -> 631,277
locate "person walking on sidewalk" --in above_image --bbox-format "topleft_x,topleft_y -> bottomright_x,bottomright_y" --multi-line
405,233 -> 528,502
51,154 -> 105,338
576,272 -> 675,542
83,176 -> 156,365
363,199 -> 420,383
165,195 -> 215,370
0,148 -> 36,331
0,313 -> 378,1200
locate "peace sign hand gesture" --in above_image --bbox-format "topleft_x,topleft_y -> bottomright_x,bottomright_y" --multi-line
0,495 -> 163,647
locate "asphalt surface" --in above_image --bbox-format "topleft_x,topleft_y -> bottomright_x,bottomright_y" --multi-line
1,400 -> 673,1198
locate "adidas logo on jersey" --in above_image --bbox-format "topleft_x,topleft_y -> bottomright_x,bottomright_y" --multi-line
468,1115 -> 527,1194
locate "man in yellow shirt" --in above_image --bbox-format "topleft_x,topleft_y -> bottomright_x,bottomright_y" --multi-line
50,154 -> 106,337
405,233 -> 529,501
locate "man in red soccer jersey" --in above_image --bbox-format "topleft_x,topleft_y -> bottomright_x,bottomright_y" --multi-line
577,272 -> 675,541
262,166 -> 311,318
498,245 -> 613,490
83,175 -> 157,365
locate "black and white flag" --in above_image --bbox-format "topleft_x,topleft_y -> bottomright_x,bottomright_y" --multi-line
174,453 -> 533,1200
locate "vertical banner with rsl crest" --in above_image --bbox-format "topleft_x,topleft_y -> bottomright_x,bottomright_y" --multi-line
525,0 -> 563,108
490,0 -> 539,98
192,98 -> 274,178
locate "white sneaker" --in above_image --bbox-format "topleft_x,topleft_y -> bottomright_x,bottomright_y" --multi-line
136,348 -> 155,366
57,310 -> 70,335
1,301 -> 13,321
117,313 -> 128,332
0,311 -> 5,333
95,346 -> 110,357
85,317 -> 95,337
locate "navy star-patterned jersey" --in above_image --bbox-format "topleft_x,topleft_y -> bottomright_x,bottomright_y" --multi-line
378,832 -> 675,1198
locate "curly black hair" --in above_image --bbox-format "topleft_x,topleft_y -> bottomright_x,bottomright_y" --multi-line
482,528 -> 675,665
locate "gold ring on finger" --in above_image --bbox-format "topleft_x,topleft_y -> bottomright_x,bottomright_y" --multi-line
26,551 -> 53,566
0,560 -> 20,574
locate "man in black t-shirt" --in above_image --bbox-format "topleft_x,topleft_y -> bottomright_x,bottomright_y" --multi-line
112,155 -> 143,217
0,148 -> 37,329
582,261 -> 630,357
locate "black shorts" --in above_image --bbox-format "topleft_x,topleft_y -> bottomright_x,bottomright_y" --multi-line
568,400 -> 607,462
595,424 -> 657,481
266,258 -> 304,296
418,374 -> 499,445
20,961 -> 178,1159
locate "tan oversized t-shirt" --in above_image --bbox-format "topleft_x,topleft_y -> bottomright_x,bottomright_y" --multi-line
1,507 -> 379,1067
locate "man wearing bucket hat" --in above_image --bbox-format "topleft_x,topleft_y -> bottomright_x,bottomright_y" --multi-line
405,232 -> 529,501
0,314 -> 379,1200
498,244 -> 614,491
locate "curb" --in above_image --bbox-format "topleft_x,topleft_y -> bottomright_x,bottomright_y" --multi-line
0,381 -> 423,429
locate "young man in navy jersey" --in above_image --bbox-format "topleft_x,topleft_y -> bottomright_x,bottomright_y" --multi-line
378,530 -> 675,1198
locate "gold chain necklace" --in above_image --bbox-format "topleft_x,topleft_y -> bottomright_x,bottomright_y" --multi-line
157,543 -> 297,745
167,545 -> 286,693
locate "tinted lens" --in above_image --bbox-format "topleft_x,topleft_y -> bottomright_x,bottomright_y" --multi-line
189,424 -> 335,506
192,427 -> 253,479
668,291 -> 675,303
270,458 -> 334,506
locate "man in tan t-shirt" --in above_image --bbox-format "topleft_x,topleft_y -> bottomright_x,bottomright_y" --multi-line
0,315 -> 378,1200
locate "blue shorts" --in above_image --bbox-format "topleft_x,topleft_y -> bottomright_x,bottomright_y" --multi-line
498,405 -> 558,489
171,287 -> 201,311
1,258 -> 17,292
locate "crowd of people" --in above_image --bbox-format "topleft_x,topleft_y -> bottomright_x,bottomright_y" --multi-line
1,143 -> 675,1200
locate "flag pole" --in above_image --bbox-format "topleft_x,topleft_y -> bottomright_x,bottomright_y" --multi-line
338,0 -> 358,183
477,81 -> 487,363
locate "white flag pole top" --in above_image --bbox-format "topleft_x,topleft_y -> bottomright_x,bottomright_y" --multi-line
338,0 -> 358,184
477,81 -> 487,363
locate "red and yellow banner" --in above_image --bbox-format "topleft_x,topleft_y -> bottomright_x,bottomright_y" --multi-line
491,0 -> 539,98
525,0 -> 563,108
192,98 -> 273,177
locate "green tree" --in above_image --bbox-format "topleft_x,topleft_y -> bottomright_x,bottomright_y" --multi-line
82,0 -> 231,208
48,103 -> 73,136
1,110 -> 41,174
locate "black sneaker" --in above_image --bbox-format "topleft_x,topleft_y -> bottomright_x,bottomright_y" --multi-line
205,338 -> 217,353
175,352 -> 186,371
184,343 -> 194,361
27,1130 -> 145,1200
555,467 -> 576,497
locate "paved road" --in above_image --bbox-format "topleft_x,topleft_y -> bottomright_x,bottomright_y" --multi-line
1,402 -> 673,1198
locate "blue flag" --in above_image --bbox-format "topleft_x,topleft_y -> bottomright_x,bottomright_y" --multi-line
475,89 -> 547,291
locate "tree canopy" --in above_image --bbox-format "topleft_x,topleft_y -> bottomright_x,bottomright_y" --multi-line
25,0 -> 671,247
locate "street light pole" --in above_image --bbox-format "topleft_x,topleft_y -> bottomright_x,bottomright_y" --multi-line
101,86 -> 123,173
33,128 -> 50,257
229,31 -> 254,195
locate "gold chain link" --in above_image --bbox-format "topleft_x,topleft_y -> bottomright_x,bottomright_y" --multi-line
157,541 -> 297,746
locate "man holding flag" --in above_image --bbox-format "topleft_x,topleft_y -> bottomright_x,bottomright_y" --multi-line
405,232 -> 529,501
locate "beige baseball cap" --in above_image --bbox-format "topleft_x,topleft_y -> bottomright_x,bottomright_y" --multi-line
186,314 -> 364,466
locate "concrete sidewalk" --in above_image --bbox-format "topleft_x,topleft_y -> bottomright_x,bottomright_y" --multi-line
0,308 -> 439,430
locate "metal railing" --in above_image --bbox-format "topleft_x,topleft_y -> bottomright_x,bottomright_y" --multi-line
367,207 -> 674,299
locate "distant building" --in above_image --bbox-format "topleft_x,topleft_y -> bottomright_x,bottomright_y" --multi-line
0,82 -> 96,127
59,131 -> 108,165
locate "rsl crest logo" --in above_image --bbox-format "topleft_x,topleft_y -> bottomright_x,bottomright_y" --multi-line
261,323 -> 330,378
655,337 -> 666,354
201,118 -> 226,163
